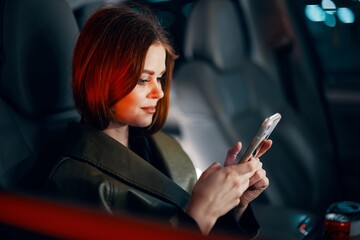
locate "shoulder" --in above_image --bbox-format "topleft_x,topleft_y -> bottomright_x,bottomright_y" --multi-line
47,157 -> 107,193
49,156 -> 99,179
45,156 -> 113,211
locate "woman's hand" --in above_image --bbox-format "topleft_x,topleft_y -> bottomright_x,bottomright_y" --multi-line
224,140 -> 272,220
186,142 -> 266,235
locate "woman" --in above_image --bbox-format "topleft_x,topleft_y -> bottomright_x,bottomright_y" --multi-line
46,2 -> 271,238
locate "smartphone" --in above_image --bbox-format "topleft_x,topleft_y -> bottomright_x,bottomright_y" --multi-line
238,113 -> 281,163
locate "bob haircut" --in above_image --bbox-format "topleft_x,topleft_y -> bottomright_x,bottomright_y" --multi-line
72,2 -> 176,134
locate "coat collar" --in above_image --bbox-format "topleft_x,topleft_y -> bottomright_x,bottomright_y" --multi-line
62,122 -> 191,211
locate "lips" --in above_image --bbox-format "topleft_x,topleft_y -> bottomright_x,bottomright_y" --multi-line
141,106 -> 156,114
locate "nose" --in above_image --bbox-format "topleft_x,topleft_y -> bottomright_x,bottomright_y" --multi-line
148,79 -> 164,99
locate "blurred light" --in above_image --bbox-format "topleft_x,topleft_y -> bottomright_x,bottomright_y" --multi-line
324,11 -> 337,27
321,0 -> 336,14
337,8 -> 355,23
305,5 -> 326,22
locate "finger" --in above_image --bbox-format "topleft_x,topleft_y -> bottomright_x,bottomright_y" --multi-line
224,142 -> 242,167
200,162 -> 222,180
251,176 -> 269,190
234,158 -> 261,176
256,139 -> 272,158
249,168 -> 266,186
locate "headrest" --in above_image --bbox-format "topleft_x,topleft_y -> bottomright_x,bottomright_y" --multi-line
1,0 -> 79,118
184,0 -> 248,71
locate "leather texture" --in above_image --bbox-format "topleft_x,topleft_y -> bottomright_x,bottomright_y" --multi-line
45,122 -> 259,237
47,123 -> 195,215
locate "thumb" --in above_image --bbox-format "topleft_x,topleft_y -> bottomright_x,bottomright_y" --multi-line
224,142 -> 242,167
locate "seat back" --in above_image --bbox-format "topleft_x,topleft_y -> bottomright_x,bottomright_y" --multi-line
172,0 -> 341,214
0,0 -> 80,192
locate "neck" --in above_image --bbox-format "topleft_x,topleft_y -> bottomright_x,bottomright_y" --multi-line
102,122 -> 129,147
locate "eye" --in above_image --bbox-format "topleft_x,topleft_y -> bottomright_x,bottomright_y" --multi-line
157,76 -> 165,82
138,78 -> 150,85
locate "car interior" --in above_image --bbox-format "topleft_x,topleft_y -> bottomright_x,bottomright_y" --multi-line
0,0 -> 359,239
0,0 -> 80,192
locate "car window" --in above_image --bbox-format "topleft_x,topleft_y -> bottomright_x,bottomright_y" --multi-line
303,0 -> 360,82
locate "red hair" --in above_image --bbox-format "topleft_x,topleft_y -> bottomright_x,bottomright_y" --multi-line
72,3 -> 176,134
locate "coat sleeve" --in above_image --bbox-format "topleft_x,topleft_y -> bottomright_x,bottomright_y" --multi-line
175,205 -> 259,238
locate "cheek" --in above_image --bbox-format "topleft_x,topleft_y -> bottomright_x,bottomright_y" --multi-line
113,98 -> 136,114
112,92 -> 142,116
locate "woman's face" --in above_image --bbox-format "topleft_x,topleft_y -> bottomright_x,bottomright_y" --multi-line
112,44 -> 166,127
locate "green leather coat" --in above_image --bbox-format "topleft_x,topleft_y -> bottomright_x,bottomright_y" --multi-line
46,122 -> 259,237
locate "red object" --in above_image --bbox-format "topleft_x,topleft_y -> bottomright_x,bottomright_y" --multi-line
323,213 -> 351,240
0,191 -> 232,239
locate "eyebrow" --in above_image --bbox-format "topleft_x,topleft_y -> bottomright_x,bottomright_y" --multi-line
142,69 -> 166,75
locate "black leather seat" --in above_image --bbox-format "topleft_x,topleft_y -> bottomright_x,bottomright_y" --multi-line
0,0 -> 80,193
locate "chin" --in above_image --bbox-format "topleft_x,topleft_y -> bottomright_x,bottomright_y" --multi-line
135,121 -> 152,128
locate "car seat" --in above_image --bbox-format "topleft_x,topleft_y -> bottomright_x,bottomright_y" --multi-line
172,0 -> 341,215
0,0 -> 80,193
168,0 -> 349,238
